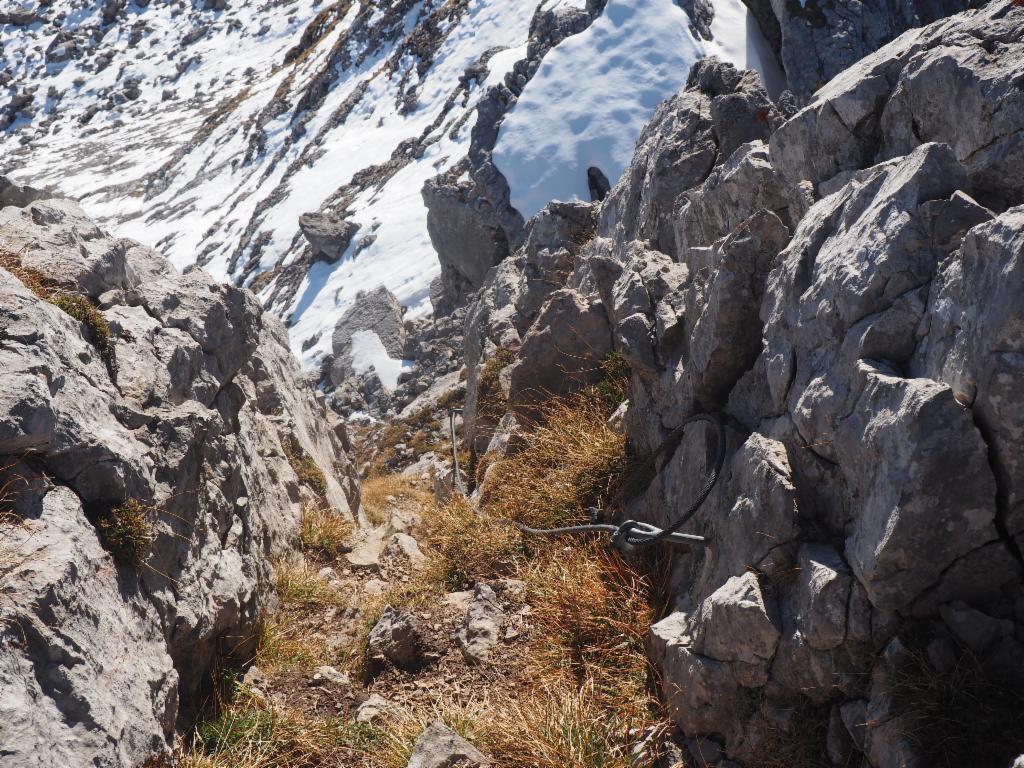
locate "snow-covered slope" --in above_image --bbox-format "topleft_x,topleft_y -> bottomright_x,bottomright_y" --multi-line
493,0 -> 781,219
1,0 -> 778,375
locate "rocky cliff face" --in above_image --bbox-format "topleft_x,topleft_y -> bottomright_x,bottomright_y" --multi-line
0,182 -> 358,767
457,2 -> 1024,765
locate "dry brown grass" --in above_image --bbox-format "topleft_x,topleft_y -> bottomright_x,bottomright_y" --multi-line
299,503 -> 353,559
187,355 -> 666,768
283,438 -> 329,498
425,495 -> 523,591
0,247 -> 53,297
413,364 -> 669,767
359,475 -> 433,527
274,560 -> 346,608
474,347 -> 515,427
95,500 -> 156,567
891,641 -> 1024,767
0,467 -> 29,589
255,560 -> 346,676
525,544 -> 658,706
183,685 -> 388,768
737,697 -> 831,768
483,678 -> 667,768
359,408 -> 445,478
478,391 -> 628,530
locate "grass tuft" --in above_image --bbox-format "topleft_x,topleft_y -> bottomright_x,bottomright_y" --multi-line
299,503 -> 352,559
359,474 -> 433,527
254,561 -> 346,676
1,248 -> 117,371
484,678 -> 666,768
50,293 -> 116,370
475,346 -> 515,426
274,560 -> 346,608
97,500 -> 155,567
426,495 -> 522,591
478,391 -> 628,530
892,641 -> 1024,767
184,685 -> 386,768
359,407 -> 444,477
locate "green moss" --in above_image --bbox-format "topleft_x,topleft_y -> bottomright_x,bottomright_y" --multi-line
97,500 -> 154,566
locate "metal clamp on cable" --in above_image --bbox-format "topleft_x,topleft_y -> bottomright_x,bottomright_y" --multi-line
611,520 -> 707,554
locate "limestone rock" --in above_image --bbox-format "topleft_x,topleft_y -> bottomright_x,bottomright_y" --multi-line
508,288 -> 612,413
384,532 -> 427,570
330,286 -> 406,386
756,0 -> 979,104
0,485 -> 177,768
0,194 -> 357,766
309,665 -> 349,687
793,545 -> 854,652
598,58 -> 780,256
357,694 -> 398,724
406,721 -> 490,768
422,172 -> 515,314
647,612 -> 739,744
673,140 -> 791,263
299,211 -> 358,263
690,572 -> 780,688
456,584 -> 505,665
367,606 -> 424,670
770,2 -> 1024,204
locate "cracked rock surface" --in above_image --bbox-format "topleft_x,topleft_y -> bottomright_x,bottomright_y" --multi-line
455,5 -> 1024,765
0,189 -> 358,767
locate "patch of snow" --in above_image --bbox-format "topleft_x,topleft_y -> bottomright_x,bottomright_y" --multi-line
706,0 -> 786,97
349,330 -> 413,390
492,0 -> 783,221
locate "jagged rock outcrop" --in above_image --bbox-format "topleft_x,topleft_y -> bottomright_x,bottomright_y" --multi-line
741,0 -> 982,104
455,3 -> 1024,765
461,200 -> 598,451
328,285 -> 407,387
598,58 -> 784,257
0,190 -> 358,767
421,1 -> 608,314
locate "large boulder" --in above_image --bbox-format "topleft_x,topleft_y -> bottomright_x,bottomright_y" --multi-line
298,211 -> 358,263
770,1 -> 1024,207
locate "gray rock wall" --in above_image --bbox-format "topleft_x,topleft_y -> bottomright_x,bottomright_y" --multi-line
456,3 -> 1024,764
742,0 -> 982,105
0,191 -> 359,766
